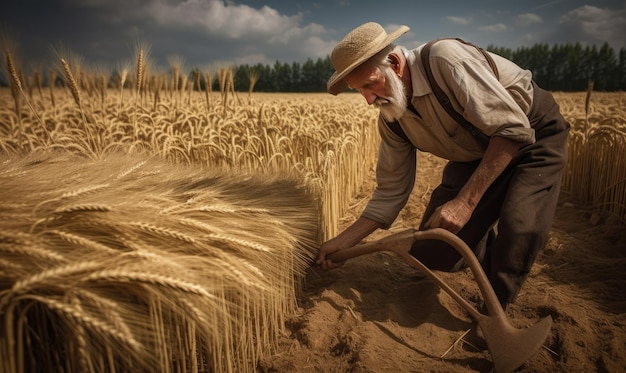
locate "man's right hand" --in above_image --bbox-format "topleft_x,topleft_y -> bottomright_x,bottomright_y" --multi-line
315,237 -> 347,270
314,217 -> 384,271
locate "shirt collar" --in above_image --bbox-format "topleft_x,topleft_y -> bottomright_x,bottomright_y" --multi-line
404,46 -> 432,98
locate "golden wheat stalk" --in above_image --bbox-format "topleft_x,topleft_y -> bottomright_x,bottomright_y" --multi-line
5,50 -> 43,129
584,79 -> 594,131
204,70 -> 213,111
60,58 -> 81,109
118,65 -> 128,112
34,69 -> 43,100
135,49 -> 144,95
48,68 -> 56,107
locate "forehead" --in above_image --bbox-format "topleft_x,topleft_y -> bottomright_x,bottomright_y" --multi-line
345,63 -> 381,89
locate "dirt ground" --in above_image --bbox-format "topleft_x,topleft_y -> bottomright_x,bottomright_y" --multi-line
258,152 -> 626,373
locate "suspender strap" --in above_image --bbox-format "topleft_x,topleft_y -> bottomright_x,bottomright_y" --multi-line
429,38 -> 500,80
421,38 -> 498,146
386,119 -> 411,143
383,38 -> 499,147
385,102 -> 421,144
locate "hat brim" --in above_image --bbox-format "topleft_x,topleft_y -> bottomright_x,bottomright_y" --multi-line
327,25 -> 409,95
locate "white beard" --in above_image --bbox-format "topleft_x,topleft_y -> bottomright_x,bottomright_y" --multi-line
373,65 -> 407,122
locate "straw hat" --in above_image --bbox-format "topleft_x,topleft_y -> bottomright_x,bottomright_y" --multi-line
327,22 -> 410,95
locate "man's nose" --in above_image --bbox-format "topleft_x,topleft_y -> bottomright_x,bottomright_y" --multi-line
359,89 -> 377,105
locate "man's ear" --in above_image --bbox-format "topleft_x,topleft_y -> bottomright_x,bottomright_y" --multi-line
387,53 -> 403,76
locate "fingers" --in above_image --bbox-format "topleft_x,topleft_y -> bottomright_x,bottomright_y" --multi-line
315,240 -> 346,271
316,238 -> 339,270
318,259 -> 344,271
314,250 -> 329,267
424,205 -> 465,234
315,250 -> 344,271
434,220 -> 461,234
424,206 -> 442,230
314,254 -> 324,267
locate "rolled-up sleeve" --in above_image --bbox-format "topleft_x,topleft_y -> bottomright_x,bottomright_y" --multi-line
361,118 -> 417,229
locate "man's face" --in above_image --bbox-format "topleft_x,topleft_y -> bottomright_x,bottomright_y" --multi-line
346,63 -> 407,121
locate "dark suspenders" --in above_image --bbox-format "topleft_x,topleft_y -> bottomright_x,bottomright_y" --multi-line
385,38 -> 499,147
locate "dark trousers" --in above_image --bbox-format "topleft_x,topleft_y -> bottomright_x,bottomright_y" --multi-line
410,83 -> 570,306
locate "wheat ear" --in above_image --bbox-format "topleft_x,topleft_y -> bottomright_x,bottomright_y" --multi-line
5,50 -> 22,140
48,69 -> 56,107
61,58 -> 81,109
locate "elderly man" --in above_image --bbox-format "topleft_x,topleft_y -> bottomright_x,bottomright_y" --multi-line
315,22 -> 569,309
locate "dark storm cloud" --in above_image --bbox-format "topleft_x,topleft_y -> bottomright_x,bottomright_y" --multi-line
2,0 -> 140,68
2,0 -> 336,73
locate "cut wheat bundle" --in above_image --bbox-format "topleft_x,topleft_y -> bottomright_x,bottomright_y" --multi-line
0,151 -> 321,373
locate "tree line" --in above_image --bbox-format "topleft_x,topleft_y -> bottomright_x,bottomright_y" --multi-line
488,42 -> 626,91
226,56 -> 333,93
226,42 -> 625,93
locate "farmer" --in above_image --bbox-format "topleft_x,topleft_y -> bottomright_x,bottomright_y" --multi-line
315,22 -> 570,309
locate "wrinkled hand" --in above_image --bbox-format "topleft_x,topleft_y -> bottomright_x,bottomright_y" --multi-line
315,237 -> 347,271
424,198 -> 474,234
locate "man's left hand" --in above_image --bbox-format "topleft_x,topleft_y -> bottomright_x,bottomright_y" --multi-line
424,198 -> 474,234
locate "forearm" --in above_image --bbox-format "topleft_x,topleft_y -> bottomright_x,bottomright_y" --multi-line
457,135 -> 521,208
336,217 -> 384,246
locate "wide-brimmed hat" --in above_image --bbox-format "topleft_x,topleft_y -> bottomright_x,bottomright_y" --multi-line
327,22 -> 409,95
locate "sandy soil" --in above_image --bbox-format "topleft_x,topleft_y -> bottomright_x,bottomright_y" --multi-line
258,152 -> 626,373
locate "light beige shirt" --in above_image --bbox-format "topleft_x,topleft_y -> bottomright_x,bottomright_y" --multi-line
362,39 -> 535,228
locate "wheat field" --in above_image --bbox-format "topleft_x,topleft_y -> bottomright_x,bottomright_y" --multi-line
0,64 -> 380,371
0,55 -> 625,372
554,91 -> 626,223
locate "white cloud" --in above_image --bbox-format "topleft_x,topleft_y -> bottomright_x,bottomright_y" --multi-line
516,13 -> 542,26
142,0 -> 338,62
520,33 -> 536,45
446,16 -> 471,25
303,35 -> 338,59
553,5 -> 626,48
479,23 -> 508,33
146,0 -> 306,40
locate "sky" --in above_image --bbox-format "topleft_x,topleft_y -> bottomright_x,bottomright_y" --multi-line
1,0 -> 625,73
